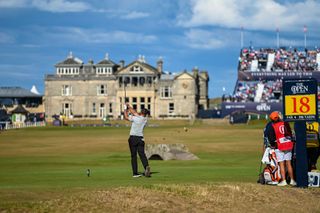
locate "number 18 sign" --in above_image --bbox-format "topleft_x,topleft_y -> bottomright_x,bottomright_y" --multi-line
283,78 -> 318,122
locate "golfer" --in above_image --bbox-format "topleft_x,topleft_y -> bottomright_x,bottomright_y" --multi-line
124,103 -> 151,178
264,111 -> 296,186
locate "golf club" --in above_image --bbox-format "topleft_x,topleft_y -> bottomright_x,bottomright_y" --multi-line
124,77 -> 128,103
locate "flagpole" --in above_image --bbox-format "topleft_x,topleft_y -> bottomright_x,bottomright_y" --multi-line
240,26 -> 244,49
276,28 -> 280,49
303,25 -> 307,49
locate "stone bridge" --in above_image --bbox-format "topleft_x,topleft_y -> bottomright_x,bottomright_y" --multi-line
145,144 -> 199,160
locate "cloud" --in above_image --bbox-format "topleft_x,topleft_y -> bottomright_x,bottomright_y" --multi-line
184,29 -> 226,49
21,44 -> 41,48
41,27 -> 157,44
92,9 -> 150,20
178,0 -> 320,31
178,28 -> 245,50
0,0 -> 150,16
31,0 -> 91,12
121,11 -> 150,20
0,0 -> 91,12
0,32 -> 15,43
0,64 -> 37,78
0,0 -> 28,8
179,27 -> 319,50
243,31 -> 318,48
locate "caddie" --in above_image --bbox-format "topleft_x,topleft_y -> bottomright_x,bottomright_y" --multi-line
264,111 -> 296,186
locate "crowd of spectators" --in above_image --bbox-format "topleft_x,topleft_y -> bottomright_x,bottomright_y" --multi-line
239,47 -> 320,72
223,80 -> 282,103
226,47 -> 320,103
260,80 -> 282,102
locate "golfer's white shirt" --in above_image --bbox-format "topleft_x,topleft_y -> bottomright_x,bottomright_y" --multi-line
129,115 -> 147,137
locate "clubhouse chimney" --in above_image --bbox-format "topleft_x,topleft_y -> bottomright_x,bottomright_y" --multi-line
157,57 -> 163,73
119,60 -> 125,68
192,66 -> 199,78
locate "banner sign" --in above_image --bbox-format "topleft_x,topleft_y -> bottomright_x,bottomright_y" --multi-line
238,71 -> 320,81
221,102 -> 282,117
283,79 -> 318,121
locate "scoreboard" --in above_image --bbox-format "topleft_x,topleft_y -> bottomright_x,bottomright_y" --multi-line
283,79 -> 318,122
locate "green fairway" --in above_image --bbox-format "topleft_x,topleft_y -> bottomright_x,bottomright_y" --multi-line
0,120 -> 319,212
0,121 -> 261,188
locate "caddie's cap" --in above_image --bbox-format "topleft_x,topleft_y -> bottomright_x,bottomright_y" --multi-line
269,111 -> 280,121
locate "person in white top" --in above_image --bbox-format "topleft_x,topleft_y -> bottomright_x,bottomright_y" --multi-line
124,103 -> 151,178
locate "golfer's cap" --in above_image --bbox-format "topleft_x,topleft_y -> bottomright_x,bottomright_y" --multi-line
141,108 -> 150,115
269,111 -> 280,121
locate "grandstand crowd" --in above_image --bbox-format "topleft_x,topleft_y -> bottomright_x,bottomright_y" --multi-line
239,47 -> 320,72
223,80 -> 282,103
225,47 -> 320,103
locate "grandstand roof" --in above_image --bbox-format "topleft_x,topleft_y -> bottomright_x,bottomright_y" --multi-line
0,87 -> 42,98
11,104 -> 29,114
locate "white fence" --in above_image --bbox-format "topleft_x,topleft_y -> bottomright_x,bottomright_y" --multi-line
0,121 -> 46,130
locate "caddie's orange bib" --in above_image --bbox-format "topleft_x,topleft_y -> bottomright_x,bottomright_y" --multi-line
272,121 -> 293,151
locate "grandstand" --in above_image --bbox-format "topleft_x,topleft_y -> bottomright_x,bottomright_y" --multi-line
221,47 -> 320,117
0,86 -> 45,123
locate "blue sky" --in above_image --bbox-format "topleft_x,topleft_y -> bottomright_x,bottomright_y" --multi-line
1,0 -> 320,98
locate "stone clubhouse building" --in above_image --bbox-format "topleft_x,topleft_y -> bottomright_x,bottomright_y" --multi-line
44,52 -> 209,120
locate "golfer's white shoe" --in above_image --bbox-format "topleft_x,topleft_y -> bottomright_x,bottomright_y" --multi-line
289,180 -> 297,186
277,180 -> 287,186
133,174 -> 142,178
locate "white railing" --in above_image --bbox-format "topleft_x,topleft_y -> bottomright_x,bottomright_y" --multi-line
254,83 -> 265,102
0,121 -> 46,130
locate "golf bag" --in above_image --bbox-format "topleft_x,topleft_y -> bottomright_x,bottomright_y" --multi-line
258,148 -> 281,185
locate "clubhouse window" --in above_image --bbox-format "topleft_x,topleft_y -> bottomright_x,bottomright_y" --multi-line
92,103 -> 96,114
169,103 -> 174,113
109,103 -> 112,113
97,85 -> 107,95
160,86 -> 172,98
132,97 -> 137,110
140,97 -> 145,110
147,97 -> 151,110
62,85 -> 72,96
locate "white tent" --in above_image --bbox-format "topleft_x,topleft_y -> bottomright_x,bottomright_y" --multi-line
30,85 -> 40,95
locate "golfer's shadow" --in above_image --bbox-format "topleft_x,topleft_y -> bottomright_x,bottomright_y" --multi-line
140,171 -> 160,177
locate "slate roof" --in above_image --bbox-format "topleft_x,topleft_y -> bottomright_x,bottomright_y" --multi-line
56,57 -> 83,66
0,87 -> 42,98
96,59 -> 117,65
174,71 -> 195,80
56,52 -> 83,66
138,61 -> 159,73
160,73 -> 176,80
117,60 -> 159,74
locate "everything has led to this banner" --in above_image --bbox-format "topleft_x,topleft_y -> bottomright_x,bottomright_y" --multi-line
283,78 -> 318,122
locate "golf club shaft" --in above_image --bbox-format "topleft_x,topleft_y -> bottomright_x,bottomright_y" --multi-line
124,84 -> 127,103
258,142 -> 265,175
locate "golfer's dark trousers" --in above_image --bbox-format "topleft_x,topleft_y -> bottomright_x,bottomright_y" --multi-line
128,135 -> 149,175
